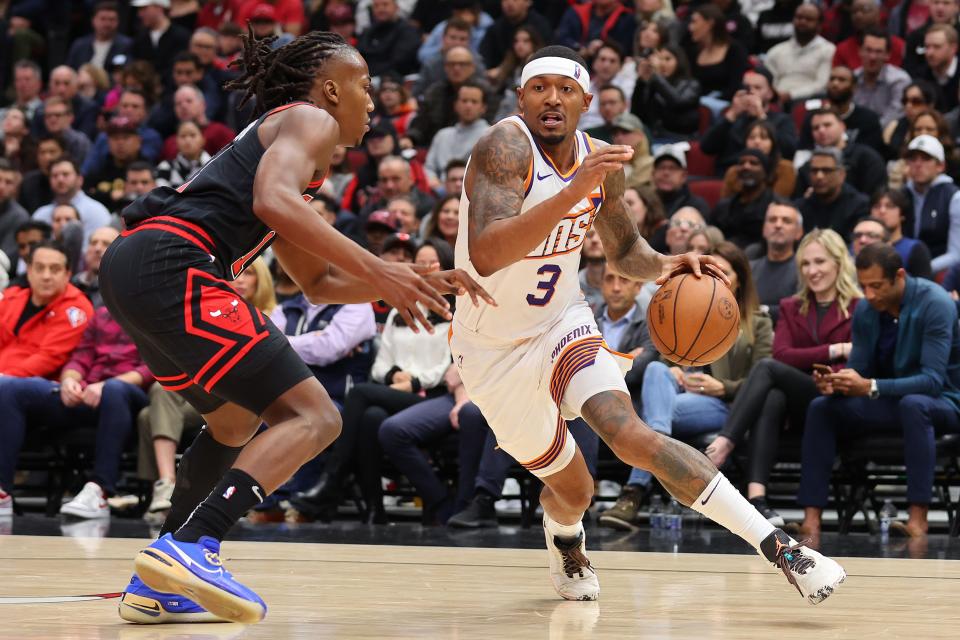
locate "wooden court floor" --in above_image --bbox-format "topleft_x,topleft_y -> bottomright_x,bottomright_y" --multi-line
1,535 -> 958,639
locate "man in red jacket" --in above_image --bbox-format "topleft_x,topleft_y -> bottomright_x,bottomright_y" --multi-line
0,240 -> 91,378
0,240 -> 93,517
0,239 -> 154,520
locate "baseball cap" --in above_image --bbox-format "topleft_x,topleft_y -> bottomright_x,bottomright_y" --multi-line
611,112 -> 644,133
906,134 -> 946,163
654,143 -> 689,169
249,3 -> 278,22
367,210 -> 399,232
131,0 -> 171,7
106,115 -> 138,135
382,232 -> 417,257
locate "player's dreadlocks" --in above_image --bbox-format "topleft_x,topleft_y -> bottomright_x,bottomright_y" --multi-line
225,28 -> 354,115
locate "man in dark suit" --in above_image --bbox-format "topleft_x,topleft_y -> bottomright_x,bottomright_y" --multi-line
66,1 -> 132,71
130,0 -> 191,88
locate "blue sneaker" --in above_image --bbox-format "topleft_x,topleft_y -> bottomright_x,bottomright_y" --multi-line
134,533 -> 267,624
119,574 -> 223,624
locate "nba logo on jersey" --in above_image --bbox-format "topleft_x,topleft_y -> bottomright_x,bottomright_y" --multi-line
222,486 -> 236,500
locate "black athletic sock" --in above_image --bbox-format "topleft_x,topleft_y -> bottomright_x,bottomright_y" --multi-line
173,468 -> 265,543
160,428 -> 244,536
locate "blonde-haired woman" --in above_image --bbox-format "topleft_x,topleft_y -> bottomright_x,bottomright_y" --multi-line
231,257 -> 277,315
706,228 -> 862,525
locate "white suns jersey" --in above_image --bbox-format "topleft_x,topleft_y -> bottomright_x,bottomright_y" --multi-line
453,115 -> 604,343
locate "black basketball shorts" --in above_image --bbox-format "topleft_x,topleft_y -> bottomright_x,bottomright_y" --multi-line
99,216 -> 312,416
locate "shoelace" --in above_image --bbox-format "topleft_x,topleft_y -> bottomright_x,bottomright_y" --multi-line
774,539 -> 816,595
556,537 -> 593,579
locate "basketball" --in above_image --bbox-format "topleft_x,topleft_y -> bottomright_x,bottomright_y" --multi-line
646,273 -> 740,366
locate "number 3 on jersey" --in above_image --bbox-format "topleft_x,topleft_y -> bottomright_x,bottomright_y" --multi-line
526,264 -> 561,306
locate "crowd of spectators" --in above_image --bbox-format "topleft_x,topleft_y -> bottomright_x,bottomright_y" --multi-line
0,0 -> 959,541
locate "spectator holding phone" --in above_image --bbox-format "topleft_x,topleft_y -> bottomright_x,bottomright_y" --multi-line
797,242 -> 960,540
707,229 -> 862,525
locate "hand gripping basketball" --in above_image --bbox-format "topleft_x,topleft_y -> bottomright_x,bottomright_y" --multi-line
646,267 -> 740,367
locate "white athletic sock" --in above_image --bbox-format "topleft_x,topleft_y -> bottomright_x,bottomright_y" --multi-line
689,473 -> 775,552
544,514 -> 584,540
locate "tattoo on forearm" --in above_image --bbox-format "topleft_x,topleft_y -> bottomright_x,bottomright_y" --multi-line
467,124 -> 531,237
594,169 -> 662,280
582,391 -> 717,506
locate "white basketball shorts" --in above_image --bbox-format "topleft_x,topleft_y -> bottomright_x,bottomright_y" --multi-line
449,301 -> 631,478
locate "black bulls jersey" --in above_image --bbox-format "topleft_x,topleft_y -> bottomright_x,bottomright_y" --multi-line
122,101 -> 326,279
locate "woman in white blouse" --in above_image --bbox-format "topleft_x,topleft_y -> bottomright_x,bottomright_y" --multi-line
289,238 -> 455,524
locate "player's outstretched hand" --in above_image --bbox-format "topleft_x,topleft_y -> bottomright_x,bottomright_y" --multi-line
656,252 -> 731,286
568,145 -> 634,200
377,261 -> 451,334
420,268 -> 497,307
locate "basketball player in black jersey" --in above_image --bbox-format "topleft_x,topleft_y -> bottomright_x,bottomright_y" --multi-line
107,31 -> 492,625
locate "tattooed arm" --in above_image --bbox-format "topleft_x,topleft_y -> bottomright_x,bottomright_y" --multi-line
593,166 -> 664,281
467,122 -> 634,276
594,152 -> 730,286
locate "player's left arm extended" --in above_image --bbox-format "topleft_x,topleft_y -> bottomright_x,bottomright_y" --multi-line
594,168 -> 729,285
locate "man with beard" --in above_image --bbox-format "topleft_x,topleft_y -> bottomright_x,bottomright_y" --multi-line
904,0 -> 960,76
795,108 -> 885,196
750,200 -> 804,324
765,3 -> 835,104
916,24 -> 960,112
709,150 -> 776,249
796,147 -> 868,240
799,65 -> 884,154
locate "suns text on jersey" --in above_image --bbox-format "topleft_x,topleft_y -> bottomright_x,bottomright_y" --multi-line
527,208 -> 597,259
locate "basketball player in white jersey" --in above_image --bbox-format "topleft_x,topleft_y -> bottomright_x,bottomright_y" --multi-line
450,46 -> 846,604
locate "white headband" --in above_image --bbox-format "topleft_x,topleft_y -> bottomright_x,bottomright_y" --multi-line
520,56 -> 591,94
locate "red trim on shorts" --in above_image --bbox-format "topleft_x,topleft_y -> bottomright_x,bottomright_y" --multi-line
154,373 -> 189,382
121,223 -> 214,254
144,216 -> 216,248
183,268 -> 270,393
160,378 -> 196,391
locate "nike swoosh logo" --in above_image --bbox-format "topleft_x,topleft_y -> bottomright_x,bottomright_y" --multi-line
122,600 -> 161,616
162,539 -> 224,577
252,486 -> 263,502
536,172 -> 551,181
700,476 -> 722,506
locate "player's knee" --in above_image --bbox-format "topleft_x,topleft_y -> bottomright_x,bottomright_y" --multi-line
568,481 -> 594,513
303,409 -> 342,453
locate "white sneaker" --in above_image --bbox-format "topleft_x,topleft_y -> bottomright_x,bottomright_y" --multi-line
60,482 -> 110,519
0,488 -> 12,517
147,478 -> 175,513
543,519 -> 600,601
760,530 -> 846,605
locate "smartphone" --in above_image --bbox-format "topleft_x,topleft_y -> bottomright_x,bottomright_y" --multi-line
812,364 -> 832,375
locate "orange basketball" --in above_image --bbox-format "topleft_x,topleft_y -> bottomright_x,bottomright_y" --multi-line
646,273 -> 740,366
